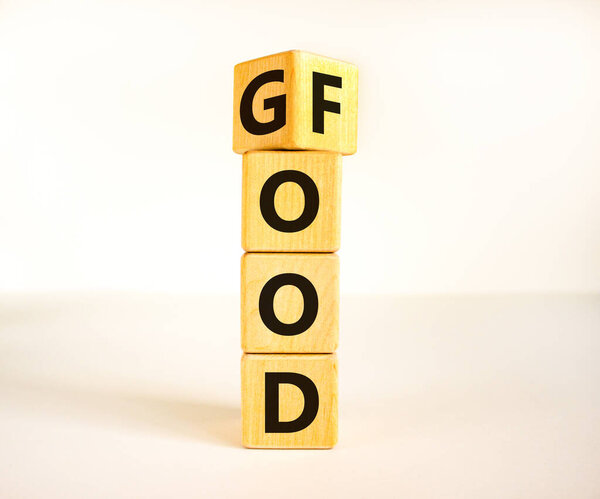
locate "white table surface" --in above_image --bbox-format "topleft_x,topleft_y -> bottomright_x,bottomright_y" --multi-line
1,293 -> 599,498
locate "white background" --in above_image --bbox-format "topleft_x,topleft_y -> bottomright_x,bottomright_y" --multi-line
1,0 -> 599,295
1,2 -> 600,498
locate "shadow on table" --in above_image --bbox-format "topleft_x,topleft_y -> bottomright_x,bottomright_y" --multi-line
0,377 -> 240,447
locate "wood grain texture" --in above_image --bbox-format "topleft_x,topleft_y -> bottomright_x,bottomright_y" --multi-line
241,253 -> 339,353
242,151 -> 342,252
241,353 -> 338,449
233,50 -> 357,155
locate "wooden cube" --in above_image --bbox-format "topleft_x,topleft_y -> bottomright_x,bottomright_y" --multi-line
233,50 -> 357,155
241,353 -> 338,449
241,253 -> 338,353
242,151 -> 341,252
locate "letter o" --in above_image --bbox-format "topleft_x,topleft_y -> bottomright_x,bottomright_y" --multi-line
259,170 -> 319,233
259,273 -> 318,336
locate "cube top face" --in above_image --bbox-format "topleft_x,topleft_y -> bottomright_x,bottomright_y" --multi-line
242,151 -> 341,252
241,253 -> 339,353
241,353 -> 338,449
233,50 -> 358,155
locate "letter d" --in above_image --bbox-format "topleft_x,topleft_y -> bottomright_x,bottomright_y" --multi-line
265,372 -> 319,433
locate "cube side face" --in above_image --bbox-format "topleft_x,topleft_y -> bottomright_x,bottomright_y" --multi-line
241,354 -> 338,449
241,253 -> 339,353
292,51 -> 358,155
242,151 -> 342,252
233,52 -> 294,153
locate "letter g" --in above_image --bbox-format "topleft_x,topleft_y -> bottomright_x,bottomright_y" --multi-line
240,70 -> 286,135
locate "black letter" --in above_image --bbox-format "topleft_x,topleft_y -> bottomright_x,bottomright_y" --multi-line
240,70 -> 286,135
259,273 -> 318,336
312,71 -> 342,134
259,170 -> 319,233
265,372 -> 319,433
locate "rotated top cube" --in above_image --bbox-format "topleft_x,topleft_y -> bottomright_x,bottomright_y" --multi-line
233,50 -> 358,155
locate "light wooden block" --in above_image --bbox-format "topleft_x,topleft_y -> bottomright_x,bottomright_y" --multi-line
233,50 -> 357,155
241,353 -> 338,449
241,253 -> 338,353
242,151 -> 341,252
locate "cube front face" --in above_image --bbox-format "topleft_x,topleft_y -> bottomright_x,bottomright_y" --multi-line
233,50 -> 357,155
241,253 -> 339,353
233,51 -> 294,154
241,354 -> 338,449
242,151 -> 342,252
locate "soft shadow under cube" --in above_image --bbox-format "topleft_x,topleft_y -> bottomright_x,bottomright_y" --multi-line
241,353 -> 338,449
241,253 -> 339,353
233,50 -> 358,155
242,151 -> 341,252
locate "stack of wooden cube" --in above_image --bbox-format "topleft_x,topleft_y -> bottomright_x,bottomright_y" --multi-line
233,50 -> 357,448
